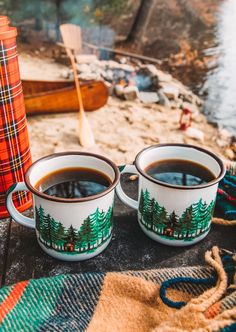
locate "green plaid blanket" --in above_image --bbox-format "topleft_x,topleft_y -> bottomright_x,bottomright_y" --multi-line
215,169 -> 236,220
0,248 -> 235,331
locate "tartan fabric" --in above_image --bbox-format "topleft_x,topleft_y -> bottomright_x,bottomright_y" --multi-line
0,29 -> 32,217
0,258 -> 235,331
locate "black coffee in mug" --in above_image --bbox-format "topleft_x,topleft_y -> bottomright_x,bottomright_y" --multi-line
36,167 -> 111,199
145,159 -> 216,186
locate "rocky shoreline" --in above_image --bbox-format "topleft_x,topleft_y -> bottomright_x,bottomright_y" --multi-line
19,53 -> 235,164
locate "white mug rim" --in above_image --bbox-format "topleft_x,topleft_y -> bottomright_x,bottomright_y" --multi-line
25,152 -> 120,203
134,143 -> 226,190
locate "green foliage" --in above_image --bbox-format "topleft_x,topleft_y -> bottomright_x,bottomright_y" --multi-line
0,0 -> 128,28
63,0 -> 128,25
139,189 -> 215,240
0,0 -> 129,44
0,0 -> 56,26
36,205 -> 113,253
92,0 -> 128,20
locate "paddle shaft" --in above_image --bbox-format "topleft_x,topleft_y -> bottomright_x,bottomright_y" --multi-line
67,48 -> 85,113
66,48 -> 95,147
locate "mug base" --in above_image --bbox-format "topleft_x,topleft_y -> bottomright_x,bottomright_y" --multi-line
37,236 -> 112,261
138,221 -> 210,247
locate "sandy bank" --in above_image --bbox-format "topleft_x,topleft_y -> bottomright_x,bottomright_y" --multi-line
19,53 -> 234,164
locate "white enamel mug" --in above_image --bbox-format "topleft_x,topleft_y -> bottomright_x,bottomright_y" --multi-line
6,152 -> 120,261
116,144 -> 225,246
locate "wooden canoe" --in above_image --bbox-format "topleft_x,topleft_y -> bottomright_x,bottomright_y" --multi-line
22,79 -> 109,115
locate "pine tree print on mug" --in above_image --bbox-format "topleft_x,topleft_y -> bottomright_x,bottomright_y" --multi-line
116,144 -> 225,246
6,152 -> 120,260
138,189 -> 215,241
35,205 -> 113,254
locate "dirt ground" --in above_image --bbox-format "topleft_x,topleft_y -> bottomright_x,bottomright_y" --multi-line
19,53 -> 232,165
26,98 -> 229,165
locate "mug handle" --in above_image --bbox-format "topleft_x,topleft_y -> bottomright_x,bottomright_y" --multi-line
6,182 -> 35,229
116,165 -> 139,210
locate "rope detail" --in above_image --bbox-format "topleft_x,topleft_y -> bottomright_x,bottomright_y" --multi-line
190,247 -> 228,312
159,247 -> 236,332
212,217 -> 236,226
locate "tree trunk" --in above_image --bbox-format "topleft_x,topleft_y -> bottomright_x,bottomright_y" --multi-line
127,0 -> 157,48
35,1 -> 43,31
55,0 -> 62,41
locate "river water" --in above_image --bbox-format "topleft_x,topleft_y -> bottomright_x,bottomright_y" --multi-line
202,0 -> 236,135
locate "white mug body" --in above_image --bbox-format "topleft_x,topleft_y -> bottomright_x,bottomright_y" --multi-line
137,175 -> 218,246
6,152 -> 119,261
116,144 -> 225,246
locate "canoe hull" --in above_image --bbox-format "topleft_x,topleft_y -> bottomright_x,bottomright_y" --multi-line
22,80 -> 109,115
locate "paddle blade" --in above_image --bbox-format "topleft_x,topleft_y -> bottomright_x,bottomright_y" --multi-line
79,112 -> 95,147
60,24 -> 82,54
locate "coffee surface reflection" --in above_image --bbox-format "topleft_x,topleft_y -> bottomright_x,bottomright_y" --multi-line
145,159 -> 216,186
36,167 -> 111,199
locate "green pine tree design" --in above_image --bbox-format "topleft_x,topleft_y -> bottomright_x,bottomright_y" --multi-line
56,222 -> 67,250
199,200 -> 215,231
35,205 -> 45,233
138,189 -> 145,214
34,204 -> 115,254
146,198 -> 155,229
153,205 -> 168,234
104,206 -> 113,239
64,225 -> 77,251
167,211 -> 179,238
97,208 -> 106,242
89,207 -> 103,245
143,190 -> 151,225
137,189 -> 215,241
179,206 -> 193,238
139,189 -> 153,227
191,199 -> 204,235
44,214 -> 53,247
50,217 -> 59,249
78,216 -> 97,251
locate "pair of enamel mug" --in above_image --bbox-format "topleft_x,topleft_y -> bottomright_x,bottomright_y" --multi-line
6,144 -> 225,261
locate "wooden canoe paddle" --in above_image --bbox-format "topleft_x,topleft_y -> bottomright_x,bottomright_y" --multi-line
60,24 -> 95,147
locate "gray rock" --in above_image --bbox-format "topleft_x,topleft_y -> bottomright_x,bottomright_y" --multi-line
104,69 -> 114,81
76,63 -> 91,73
139,91 -> 159,103
185,127 -> 204,142
161,84 -> 179,100
157,89 -> 171,107
139,64 -> 159,77
123,86 -> 139,101
155,69 -> 173,83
